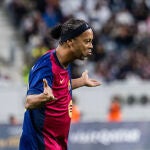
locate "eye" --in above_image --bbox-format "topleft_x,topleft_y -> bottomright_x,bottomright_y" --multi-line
85,39 -> 92,43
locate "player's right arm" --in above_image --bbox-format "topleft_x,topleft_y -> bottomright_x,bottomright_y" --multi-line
25,79 -> 56,109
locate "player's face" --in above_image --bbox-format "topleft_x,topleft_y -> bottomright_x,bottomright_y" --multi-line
72,29 -> 93,60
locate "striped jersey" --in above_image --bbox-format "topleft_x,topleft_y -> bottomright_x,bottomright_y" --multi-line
20,50 -> 72,150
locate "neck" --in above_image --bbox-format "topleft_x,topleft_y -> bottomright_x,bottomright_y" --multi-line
56,45 -> 74,68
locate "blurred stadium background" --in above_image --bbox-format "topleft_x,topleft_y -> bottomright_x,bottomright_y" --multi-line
0,0 -> 150,149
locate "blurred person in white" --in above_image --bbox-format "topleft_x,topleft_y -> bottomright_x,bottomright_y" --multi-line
88,0 -> 112,32
60,0 -> 82,19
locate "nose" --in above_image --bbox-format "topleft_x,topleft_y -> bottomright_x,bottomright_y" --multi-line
89,42 -> 93,49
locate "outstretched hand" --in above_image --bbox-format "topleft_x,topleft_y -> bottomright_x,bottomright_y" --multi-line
81,70 -> 101,87
43,79 -> 57,101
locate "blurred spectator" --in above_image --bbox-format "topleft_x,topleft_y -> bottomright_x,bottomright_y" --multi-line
139,95 -> 149,105
9,114 -> 19,125
71,97 -> 81,123
107,95 -> 122,122
3,0 -> 150,83
42,0 -> 63,28
6,0 -> 28,27
127,95 -> 136,105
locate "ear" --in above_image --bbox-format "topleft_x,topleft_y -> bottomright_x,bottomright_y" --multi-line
66,39 -> 73,48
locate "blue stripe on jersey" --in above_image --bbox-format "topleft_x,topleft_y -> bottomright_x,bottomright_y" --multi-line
22,51 -> 53,150
20,110 -> 38,150
20,110 -> 46,150
27,52 -> 53,95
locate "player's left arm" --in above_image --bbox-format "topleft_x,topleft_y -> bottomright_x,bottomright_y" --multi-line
72,70 -> 101,90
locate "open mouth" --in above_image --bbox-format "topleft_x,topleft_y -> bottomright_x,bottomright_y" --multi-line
88,50 -> 92,55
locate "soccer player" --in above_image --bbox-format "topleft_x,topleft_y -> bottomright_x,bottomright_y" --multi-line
19,18 -> 100,150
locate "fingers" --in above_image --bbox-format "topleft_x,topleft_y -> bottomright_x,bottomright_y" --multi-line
43,92 -> 57,101
45,95 -> 57,102
82,70 -> 101,87
90,79 -> 101,86
50,95 -> 57,101
43,78 -> 48,88
43,79 -> 57,101
85,69 -> 88,74
82,70 -> 89,78
83,70 -> 88,75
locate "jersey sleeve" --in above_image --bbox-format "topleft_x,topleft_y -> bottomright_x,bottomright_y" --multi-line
27,55 -> 53,95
